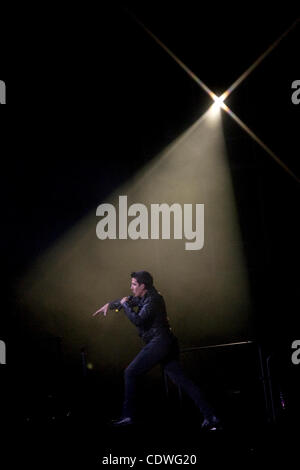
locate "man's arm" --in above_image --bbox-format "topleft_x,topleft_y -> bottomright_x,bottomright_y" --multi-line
109,296 -> 139,311
92,296 -> 140,317
122,295 -> 157,327
92,303 -> 110,317
109,299 -> 122,310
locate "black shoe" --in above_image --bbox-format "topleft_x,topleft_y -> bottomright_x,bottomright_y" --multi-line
110,417 -> 134,427
201,415 -> 223,431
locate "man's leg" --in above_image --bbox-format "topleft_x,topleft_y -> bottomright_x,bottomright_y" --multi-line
164,358 -> 216,420
122,337 -> 172,419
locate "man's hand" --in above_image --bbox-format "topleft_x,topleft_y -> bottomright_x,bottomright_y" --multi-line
92,303 -> 110,317
120,296 -> 129,305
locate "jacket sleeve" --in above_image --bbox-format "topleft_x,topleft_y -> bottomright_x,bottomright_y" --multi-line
122,295 -> 157,326
109,299 -> 122,310
109,296 -> 140,311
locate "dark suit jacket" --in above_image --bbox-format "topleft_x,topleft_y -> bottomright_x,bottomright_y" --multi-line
109,286 -> 175,343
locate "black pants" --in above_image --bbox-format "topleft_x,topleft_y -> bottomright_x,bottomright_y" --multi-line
122,332 -> 215,419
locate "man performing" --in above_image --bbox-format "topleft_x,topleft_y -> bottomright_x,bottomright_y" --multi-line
92,270 -> 222,430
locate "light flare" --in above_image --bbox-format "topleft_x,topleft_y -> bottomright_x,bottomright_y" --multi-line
129,11 -> 299,182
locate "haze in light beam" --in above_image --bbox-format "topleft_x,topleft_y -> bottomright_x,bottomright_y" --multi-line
17,109 -> 253,373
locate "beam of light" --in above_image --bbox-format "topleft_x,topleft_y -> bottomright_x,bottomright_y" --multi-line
224,19 -> 299,99
128,11 -> 299,182
147,106 -> 215,162
18,108 -> 253,370
210,93 -> 228,113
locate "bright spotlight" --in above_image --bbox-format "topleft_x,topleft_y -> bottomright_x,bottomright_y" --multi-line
213,96 -> 224,108
208,94 -> 224,117
211,92 -> 227,109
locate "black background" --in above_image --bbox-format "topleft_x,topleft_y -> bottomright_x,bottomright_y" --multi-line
0,2 -> 299,465
1,4 -> 299,340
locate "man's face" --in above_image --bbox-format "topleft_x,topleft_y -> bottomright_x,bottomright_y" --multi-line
131,277 -> 145,297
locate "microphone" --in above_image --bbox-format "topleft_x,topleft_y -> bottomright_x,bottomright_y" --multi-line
114,295 -> 134,312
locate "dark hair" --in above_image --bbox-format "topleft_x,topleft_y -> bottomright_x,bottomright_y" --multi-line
131,271 -> 153,289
